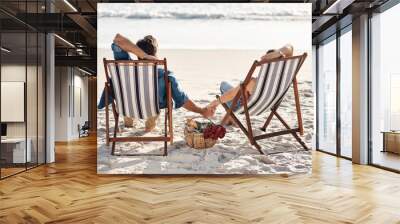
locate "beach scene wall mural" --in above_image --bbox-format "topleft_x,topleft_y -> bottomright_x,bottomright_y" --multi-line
97,3 -> 313,174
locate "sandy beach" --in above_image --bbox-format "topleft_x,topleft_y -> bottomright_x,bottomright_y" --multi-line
97,49 -> 313,175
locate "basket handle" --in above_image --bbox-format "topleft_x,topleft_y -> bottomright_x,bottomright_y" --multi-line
186,116 -> 214,125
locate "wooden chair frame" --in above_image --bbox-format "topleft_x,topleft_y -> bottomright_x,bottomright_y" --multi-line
217,53 -> 309,155
103,58 -> 173,156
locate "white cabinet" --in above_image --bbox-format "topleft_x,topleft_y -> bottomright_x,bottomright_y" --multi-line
1,138 -> 32,163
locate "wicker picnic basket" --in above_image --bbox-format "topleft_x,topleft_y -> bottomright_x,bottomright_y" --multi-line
184,117 -> 217,149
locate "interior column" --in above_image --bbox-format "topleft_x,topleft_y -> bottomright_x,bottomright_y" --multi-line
352,14 -> 369,164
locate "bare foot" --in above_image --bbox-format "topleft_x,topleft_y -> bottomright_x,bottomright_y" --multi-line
124,116 -> 136,128
145,115 -> 159,132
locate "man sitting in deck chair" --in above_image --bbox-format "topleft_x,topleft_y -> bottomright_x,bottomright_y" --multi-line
208,44 -> 309,154
98,34 -> 216,132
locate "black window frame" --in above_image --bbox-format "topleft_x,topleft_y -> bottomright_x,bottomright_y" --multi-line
314,22 -> 353,161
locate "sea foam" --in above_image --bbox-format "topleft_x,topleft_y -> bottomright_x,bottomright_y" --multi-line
98,3 -> 311,21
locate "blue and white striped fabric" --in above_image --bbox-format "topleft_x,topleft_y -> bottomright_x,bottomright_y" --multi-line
236,57 -> 301,116
107,62 -> 160,119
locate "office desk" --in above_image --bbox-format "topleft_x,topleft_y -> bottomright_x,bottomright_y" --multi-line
382,131 -> 400,154
1,138 -> 32,164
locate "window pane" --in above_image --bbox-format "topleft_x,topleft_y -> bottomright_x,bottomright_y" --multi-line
340,29 -> 352,158
371,4 -> 400,171
318,36 -> 337,154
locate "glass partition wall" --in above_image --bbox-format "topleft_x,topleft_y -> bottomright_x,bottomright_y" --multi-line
0,31 -> 27,177
0,2 -> 46,179
315,25 -> 353,159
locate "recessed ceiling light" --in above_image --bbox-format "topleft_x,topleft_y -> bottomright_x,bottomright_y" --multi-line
54,34 -> 75,48
63,0 -> 78,12
78,67 -> 93,76
1,47 -> 11,53
323,0 -> 355,15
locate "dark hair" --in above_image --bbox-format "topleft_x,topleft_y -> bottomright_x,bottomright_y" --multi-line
136,35 -> 158,57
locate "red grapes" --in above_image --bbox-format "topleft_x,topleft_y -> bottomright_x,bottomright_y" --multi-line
203,124 -> 226,140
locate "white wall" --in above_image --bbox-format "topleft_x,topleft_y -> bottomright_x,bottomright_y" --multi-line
71,72 -> 89,138
55,66 -> 69,141
55,67 -> 89,141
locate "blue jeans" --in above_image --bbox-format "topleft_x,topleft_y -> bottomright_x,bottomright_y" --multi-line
220,81 -> 242,112
98,44 -> 189,109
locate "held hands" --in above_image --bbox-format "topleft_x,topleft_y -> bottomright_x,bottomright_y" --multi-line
208,100 -> 220,109
201,104 -> 217,118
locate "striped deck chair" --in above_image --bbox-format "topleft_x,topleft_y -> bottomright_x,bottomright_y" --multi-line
217,53 -> 309,155
103,58 -> 173,156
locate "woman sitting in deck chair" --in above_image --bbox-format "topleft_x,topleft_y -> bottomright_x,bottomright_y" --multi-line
208,44 -> 295,120
208,44 -> 309,155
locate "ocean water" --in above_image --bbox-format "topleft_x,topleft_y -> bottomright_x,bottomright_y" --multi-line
97,3 -> 312,102
97,3 -> 311,51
